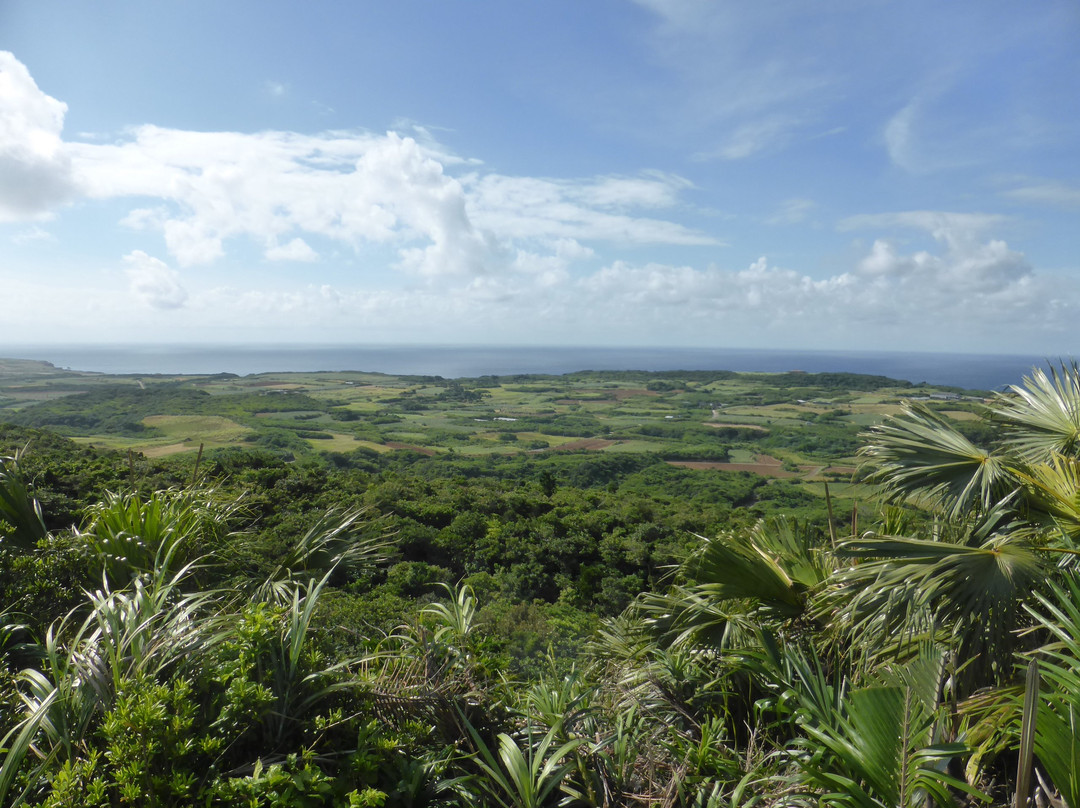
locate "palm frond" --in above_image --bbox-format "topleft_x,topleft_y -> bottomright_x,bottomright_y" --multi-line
992,363 -> 1080,463
681,518 -> 830,620
857,403 -> 1010,520
1012,455 -> 1080,546
825,509 -> 1045,691
636,585 -> 761,653
1025,575 -> 1080,808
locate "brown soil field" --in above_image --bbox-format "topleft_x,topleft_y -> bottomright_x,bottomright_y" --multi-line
751,454 -> 783,466
666,454 -> 799,478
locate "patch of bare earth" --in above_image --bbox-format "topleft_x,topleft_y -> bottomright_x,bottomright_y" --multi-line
667,454 -> 797,477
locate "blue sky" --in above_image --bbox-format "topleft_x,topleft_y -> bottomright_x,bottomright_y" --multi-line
1,0 -> 1078,353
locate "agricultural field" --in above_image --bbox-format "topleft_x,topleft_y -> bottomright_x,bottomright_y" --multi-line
0,357 -> 985,477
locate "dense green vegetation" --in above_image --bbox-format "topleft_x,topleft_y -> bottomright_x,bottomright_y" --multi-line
4,360 -> 1079,806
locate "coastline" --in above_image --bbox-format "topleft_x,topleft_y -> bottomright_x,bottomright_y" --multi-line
0,344 -> 1071,391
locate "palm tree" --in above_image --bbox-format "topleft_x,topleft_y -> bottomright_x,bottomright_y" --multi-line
844,363 -> 1080,690
858,363 -> 1080,524
818,499 -> 1045,693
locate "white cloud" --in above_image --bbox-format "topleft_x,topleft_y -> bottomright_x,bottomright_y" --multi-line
838,211 -> 1009,244
569,171 -> 693,209
464,172 -> 716,246
1002,180 -> 1080,208
883,98 -> 920,172
1,53 -> 715,287
4,234 -> 1071,352
61,122 -> 710,274
881,88 -> 998,174
123,250 -> 187,309
564,238 -> 1058,346
628,2 -> 842,160
265,237 -> 318,262
855,237 -> 1030,294
0,51 -> 76,221
767,198 -> 816,226
696,115 -> 800,161
11,225 -> 54,244
66,126 -> 502,272
836,210 -> 1033,303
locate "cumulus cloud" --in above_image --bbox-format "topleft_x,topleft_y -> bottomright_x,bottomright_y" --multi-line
163,232 -> 1064,350
0,51 -> 76,221
836,210 -> 1036,316
265,237 -> 318,262
567,239 -> 1056,345
578,257 -> 854,320
855,237 -> 1030,294
1,52 -> 715,288
70,126 -> 710,273
559,207 -> 1052,340
123,250 -> 187,309
65,126 -> 503,272
59,121 -> 708,276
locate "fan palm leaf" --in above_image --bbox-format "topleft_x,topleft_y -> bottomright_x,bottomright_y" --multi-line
1024,575 -> 1080,807
635,585 -> 761,653
991,364 -> 1080,463
681,518 -> 831,621
857,403 -> 1010,520
824,503 -> 1045,691
1012,455 -> 1080,547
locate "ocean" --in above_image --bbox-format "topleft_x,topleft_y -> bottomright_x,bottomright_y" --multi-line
0,344 -> 1072,391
